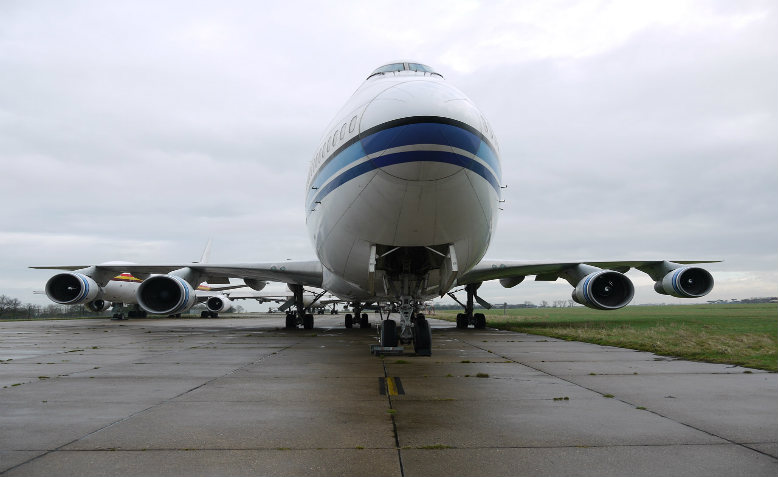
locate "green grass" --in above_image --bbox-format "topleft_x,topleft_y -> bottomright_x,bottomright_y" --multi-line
438,304 -> 777,371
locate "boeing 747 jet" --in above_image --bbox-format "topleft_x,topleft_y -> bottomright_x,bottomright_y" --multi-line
34,61 -> 716,355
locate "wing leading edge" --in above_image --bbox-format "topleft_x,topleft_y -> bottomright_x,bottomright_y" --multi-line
31,261 -> 324,288
458,259 -> 720,285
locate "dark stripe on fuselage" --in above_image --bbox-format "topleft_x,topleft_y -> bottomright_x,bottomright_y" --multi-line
313,115 -> 500,178
307,117 -> 501,210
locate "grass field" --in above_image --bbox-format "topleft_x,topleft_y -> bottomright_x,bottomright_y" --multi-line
437,304 -> 777,371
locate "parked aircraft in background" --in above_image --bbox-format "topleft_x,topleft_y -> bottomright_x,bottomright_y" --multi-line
34,61 -> 716,355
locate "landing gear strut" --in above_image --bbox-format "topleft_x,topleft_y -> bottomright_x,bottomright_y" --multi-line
285,284 -> 314,330
345,302 -> 371,329
377,297 -> 431,356
450,283 -> 488,329
111,303 -> 147,320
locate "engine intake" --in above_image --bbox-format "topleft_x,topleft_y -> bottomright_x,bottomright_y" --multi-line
45,273 -> 101,305
206,295 -> 232,312
137,275 -> 197,315
573,270 -> 634,310
655,267 -> 714,298
86,299 -> 111,312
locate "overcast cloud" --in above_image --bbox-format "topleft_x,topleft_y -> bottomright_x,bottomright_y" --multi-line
1,0 -> 776,309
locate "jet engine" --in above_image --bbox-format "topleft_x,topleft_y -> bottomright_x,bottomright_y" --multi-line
572,270 -> 634,310
499,276 -> 525,288
137,275 -> 197,315
654,266 -> 714,298
45,273 -> 101,305
86,299 -> 111,312
206,295 -> 233,312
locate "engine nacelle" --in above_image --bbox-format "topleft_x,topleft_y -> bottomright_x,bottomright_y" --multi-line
137,275 -> 197,315
654,267 -> 714,298
45,273 -> 101,305
499,276 -> 525,288
206,295 -> 233,312
86,299 -> 112,312
244,279 -> 267,291
572,270 -> 634,310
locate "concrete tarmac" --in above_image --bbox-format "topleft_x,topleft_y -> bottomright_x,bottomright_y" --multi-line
0,314 -> 775,476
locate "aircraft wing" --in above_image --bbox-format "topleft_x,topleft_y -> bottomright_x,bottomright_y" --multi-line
31,261 -> 324,288
223,290 -> 291,303
458,259 -> 721,285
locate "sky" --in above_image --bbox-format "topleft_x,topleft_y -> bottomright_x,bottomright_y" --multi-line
1,0 -> 776,311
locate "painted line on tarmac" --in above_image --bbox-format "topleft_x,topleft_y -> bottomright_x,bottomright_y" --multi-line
379,376 -> 405,395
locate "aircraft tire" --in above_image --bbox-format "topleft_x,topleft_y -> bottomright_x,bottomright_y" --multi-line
345,313 -> 353,328
413,317 -> 432,356
456,313 -> 467,329
360,313 -> 369,328
201,311 -> 209,318
474,313 -> 486,329
303,313 -> 314,329
380,320 -> 398,347
285,314 -> 296,329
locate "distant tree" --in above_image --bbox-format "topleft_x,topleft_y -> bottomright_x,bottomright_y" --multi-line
24,303 -> 40,319
540,300 -> 549,308
0,295 -> 22,318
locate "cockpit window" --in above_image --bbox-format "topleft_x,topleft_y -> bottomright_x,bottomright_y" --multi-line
371,63 -> 405,75
407,63 -> 433,73
367,62 -> 443,79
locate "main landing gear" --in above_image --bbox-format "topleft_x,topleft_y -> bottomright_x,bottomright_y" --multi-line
284,284 -> 315,330
110,303 -> 148,320
378,297 -> 431,356
450,283 -> 489,329
345,302 -> 370,329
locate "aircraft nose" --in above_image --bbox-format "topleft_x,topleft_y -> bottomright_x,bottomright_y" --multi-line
359,80 -> 488,182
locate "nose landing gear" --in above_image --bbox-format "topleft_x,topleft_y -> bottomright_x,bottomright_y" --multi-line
374,296 -> 431,356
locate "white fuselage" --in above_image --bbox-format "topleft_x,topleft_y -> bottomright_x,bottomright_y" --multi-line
305,69 -> 502,301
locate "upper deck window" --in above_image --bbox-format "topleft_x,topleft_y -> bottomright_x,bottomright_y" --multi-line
367,62 -> 443,79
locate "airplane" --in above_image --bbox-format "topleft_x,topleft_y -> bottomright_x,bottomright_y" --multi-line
50,271 -> 261,320
224,287 -> 347,320
33,60 -> 716,356
39,243 -> 263,320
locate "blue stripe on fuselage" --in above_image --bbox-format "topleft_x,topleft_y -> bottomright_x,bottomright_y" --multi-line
307,122 -> 501,209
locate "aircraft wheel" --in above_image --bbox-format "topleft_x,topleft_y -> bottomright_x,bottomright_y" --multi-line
285,313 -> 296,329
455,313 -> 467,328
413,316 -> 432,356
380,319 -> 398,347
474,313 -> 486,329
345,313 -> 353,328
201,311 -> 209,318
303,313 -> 314,329
210,312 -> 219,318
360,313 -> 369,328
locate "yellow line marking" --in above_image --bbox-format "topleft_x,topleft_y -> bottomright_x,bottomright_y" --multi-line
385,377 -> 399,396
